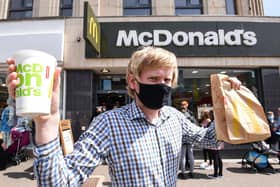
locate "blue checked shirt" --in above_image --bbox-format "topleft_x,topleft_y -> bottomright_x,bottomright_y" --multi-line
33,101 -> 217,187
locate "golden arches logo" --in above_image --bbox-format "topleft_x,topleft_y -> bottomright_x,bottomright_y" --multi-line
89,17 -> 99,45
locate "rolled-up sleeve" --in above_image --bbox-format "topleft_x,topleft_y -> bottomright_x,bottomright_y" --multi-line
33,114 -> 111,187
182,120 -> 217,148
33,138 -> 68,186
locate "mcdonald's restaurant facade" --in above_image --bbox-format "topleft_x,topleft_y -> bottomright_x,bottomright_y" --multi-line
1,8 -> 280,143
69,13 -> 280,141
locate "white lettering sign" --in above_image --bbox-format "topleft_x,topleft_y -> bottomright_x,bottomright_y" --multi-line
116,29 -> 257,47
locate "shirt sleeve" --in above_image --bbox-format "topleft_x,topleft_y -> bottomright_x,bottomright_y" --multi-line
182,119 -> 217,148
33,113 -> 111,187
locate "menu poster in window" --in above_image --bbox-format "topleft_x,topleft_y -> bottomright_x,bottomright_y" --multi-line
59,120 -> 74,155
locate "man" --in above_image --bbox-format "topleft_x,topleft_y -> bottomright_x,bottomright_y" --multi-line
276,108 -> 280,163
180,100 -> 198,125
0,138 -> 9,170
6,47 -> 241,186
265,111 -> 280,164
276,108 -> 280,132
0,97 -> 15,149
178,100 -> 197,179
265,111 -> 277,146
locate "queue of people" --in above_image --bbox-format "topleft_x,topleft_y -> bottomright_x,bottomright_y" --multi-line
176,106 -> 280,180
177,103 -> 224,179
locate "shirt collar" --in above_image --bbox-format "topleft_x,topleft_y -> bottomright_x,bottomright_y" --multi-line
128,101 -> 170,121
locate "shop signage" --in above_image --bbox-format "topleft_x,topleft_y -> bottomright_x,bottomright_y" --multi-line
83,1 -> 100,53
116,29 -> 257,47
92,21 -> 280,58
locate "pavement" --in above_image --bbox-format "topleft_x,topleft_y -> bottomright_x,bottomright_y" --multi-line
1,157 -> 280,187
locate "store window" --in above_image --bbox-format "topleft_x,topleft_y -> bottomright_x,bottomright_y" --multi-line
8,0 -> 33,19
98,76 -> 126,91
97,75 -> 129,111
123,0 -> 152,16
175,0 -> 203,15
172,68 -> 257,119
60,0 -> 73,17
226,0 -> 237,15
261,68 -> 280,114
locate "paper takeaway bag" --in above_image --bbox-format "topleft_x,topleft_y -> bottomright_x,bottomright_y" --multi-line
211,74 -> 270,144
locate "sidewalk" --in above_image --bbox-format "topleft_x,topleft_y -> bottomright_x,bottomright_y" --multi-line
1,158 -> 280,187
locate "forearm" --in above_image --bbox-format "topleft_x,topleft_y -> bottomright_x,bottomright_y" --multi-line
34,114 -> 60,145
35,125 -> 59,145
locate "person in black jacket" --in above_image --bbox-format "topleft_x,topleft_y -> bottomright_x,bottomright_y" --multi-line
0,138 -> 9,170
265,111 -> 280,163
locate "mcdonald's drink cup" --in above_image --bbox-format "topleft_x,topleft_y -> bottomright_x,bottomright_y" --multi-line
14,49 -> 57,116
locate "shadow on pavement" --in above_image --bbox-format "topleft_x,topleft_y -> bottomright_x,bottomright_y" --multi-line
226,166 -> 278,175
3,171 -> 34,180
190,172 -> 210,179
3,166 -> 34,180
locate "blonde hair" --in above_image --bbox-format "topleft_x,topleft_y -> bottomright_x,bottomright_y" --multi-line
126,46 -> 178,98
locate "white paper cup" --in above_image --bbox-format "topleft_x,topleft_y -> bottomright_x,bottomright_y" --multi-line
14,49 -> 57,117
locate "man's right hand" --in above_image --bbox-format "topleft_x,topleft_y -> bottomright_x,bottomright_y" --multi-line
6,58 -> 62,145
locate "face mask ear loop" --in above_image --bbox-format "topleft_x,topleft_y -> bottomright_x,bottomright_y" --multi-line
133,78 -> 141,98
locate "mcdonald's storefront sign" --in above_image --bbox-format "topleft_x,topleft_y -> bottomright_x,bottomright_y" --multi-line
83,1 -> 100,53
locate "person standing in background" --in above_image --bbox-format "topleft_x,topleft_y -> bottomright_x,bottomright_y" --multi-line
199,110 -> 213,170
265,111 -> 280,164
0,138 -> 9,170
207,110 -> 224,178
0,104 -> 10,149
179,100 -> 198,125
207,138 -> 224,179
274,108 -> 280,163
178,100 -> 197,179
0,97 -> 15,149
275,108 -> 280,132
265,111 -> 279,150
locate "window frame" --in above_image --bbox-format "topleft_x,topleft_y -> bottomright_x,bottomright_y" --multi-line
60,0 -> 73,17
123,0 -> 152,16
226,0 -> 237,15
175,0 -> 203,15
8,0 -> 33,19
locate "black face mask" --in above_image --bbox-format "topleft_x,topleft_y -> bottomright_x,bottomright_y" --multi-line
136,82 -> 172,110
